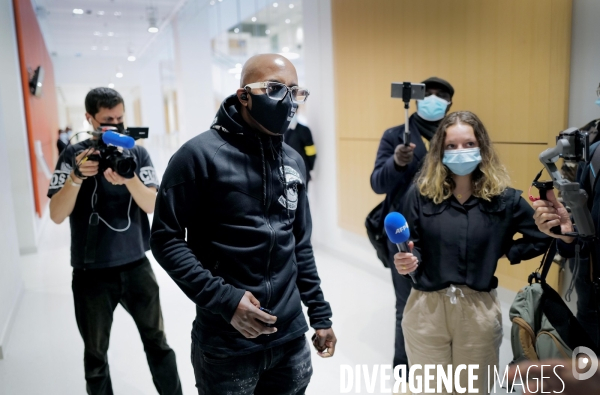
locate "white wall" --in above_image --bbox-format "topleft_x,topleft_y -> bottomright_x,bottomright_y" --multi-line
0,76 -> 24,361
0,0 -> 42,255
302,0 -> 385,276
568,0 -> 600,128
139,57 -> 167,137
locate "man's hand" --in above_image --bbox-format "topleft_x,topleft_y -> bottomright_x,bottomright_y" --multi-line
230,291 -> 277,339
394,143 -> 416,168
72,148 -> 100,182
394,241 -> 419,275
532,190 -> 575,243
104,168 -> 134,186
311,328 -> 337,358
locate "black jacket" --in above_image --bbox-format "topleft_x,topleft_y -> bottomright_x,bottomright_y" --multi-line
284,123 -> 316,180
403,186 -> 551,292
150,95 -> 332,356
370,114 -> 430,219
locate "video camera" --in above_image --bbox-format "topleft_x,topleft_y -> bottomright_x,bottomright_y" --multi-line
85,126 -> 149,179
534,127 -> 595,237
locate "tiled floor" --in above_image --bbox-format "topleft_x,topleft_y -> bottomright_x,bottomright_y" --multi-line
0,136 -> 521,394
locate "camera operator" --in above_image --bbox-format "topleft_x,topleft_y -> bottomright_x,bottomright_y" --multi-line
370,77 -> 454,370
533,85 -> 600,347
47,87 -> 182,395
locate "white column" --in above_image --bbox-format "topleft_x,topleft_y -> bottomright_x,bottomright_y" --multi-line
0,0 -> 40,255
568,0 -> 600,127
173,6 -> 215,142
139,57 -> 167,136
303,0 -> 383,270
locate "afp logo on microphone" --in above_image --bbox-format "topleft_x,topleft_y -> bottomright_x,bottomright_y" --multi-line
395,223 -> 409,234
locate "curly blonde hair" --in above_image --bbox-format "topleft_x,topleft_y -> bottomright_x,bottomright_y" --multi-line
416,111 -> 511,204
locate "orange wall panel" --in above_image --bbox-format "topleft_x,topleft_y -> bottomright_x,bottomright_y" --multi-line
13,0 -> 60,217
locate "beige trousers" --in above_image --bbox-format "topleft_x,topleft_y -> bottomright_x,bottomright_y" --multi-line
401,285 -> 503,395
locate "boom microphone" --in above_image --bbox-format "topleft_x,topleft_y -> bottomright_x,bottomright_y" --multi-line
102,131 -> 135,149
384,212 -> 417,283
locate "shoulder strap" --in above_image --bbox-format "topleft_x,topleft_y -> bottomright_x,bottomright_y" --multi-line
588,142 -> 600,193
529,239 -> 557,284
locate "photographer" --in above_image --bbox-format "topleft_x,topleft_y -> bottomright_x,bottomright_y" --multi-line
533,86 -> 600,347
370,77 -> 454,370
48,87 -> 182,395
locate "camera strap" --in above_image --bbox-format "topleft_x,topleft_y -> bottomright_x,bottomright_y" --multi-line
84,211 -> 99,265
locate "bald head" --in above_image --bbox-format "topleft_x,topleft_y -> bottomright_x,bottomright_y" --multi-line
240,54 -> 298,88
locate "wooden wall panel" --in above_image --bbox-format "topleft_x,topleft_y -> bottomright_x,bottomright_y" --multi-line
333,0 -> 572,291
338,140 -> 382,235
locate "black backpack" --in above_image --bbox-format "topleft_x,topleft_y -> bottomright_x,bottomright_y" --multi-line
365,189 -> 405,268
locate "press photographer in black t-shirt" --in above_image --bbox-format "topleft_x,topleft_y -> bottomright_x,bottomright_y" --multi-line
47,87 -> 181,395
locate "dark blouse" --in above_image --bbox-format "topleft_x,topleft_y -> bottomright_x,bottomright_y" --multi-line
402,186 -> 551,292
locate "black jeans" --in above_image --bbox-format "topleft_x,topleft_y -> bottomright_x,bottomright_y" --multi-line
72,256 -> 182,395
191,335 -> 313,395
389,240 -> 412,371
569,257 -> 600,346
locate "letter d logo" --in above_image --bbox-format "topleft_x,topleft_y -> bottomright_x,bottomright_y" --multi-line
572,347 -> 598,381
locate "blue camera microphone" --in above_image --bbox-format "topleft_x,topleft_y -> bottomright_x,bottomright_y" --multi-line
102,131 -> 135,149
384,212 -> 417,283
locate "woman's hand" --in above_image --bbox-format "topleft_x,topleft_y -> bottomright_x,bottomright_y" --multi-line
394,241 -> 419,275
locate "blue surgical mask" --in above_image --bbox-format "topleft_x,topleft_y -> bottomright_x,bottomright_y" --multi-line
443,147 -> 482,176
595,97 -> 600,107
417,95 -> 450,121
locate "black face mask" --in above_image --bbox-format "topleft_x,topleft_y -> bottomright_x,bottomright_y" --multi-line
248,92 -> 297,135
98,121 -> 125,133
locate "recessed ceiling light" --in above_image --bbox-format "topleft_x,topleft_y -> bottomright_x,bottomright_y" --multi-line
108,83 -> 115,88
102,46 -> 109,50
97,11 -> 105,16
289,4 -> 294,8
114,11 -> 122,16
91,46 -> 97,50
93,31 -> 102,36
282,46 -> 289,52
285,19 -> 290,24
265,29 -> 271,34
107,32 -> 114,37
72,9 -> 84,15
116,72 -> 123,78
148,26 -> 159,33
234,28 -> 239,33
273,2 -> 278,7
251,17 -> 257,22
128,55 -> 136,62
210,1 -> 215,4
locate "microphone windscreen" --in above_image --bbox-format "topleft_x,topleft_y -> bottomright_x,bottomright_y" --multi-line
102,131 -> 135,149
384,212 -> 410,244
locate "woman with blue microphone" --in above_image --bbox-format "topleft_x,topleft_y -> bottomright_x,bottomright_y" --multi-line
393,111 -> 549,394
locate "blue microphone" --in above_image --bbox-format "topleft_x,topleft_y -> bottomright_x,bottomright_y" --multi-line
384,212 -> 418,283
102,131 -> 135,149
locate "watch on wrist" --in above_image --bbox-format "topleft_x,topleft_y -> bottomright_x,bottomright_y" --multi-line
69,174 -> 82,187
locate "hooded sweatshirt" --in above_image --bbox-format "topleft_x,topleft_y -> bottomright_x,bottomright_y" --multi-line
150,94 -> 332,355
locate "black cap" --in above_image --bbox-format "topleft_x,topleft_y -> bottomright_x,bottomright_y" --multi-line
422,77 -> 454,98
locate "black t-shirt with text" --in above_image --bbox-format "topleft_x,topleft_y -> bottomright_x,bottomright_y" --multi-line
47,139 -> 159,269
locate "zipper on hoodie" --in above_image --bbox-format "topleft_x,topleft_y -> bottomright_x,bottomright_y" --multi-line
264,161 -> 275,308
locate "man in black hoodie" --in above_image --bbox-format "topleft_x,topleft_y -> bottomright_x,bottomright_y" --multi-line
370,77 -> 454,371
150,54 -> 336,394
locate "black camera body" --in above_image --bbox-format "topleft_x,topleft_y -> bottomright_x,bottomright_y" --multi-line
87,143 -> 137,179
83,127 -> 150,179
556,127 -> 590,162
